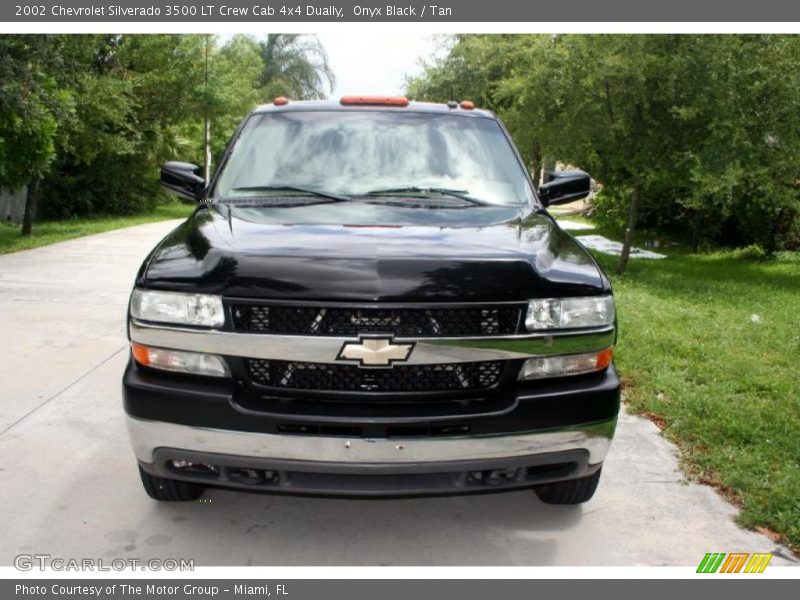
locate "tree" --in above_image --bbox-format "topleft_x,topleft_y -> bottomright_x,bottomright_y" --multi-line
0,35 -> 73,235
528,36 -> 683,274
1,34 -> 338,226
258,34 -> 335,100
32,34 -> 337,221
406,35 -> 559,184
408,34 -> 800,263
668,36 -> 800,252
411,35 -> 678,272
41,34 -> 212,218
205,35 -> 264,162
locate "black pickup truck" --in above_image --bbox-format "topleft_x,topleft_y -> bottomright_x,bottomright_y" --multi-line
123,96 -> 619,504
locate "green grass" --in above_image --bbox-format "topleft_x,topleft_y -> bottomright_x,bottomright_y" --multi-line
591,247 -> 800,553
553,213 -> 596,229
0,201 -> 195,254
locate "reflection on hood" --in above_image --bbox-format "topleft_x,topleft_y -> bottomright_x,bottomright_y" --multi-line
140,203 -> 607,302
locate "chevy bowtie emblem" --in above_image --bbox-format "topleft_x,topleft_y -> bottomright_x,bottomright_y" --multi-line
337,336 -> 415,367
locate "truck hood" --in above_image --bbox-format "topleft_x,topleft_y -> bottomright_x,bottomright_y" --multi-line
139,202 -> 608,301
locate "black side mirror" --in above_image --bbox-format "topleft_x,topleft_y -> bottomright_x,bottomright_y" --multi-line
538,170 -> 591,207
161,162 -> 206,201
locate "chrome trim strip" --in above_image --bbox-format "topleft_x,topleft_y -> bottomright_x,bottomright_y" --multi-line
127,416 -> 617,466
129,320 -> 614,365
225,297 -> 530,308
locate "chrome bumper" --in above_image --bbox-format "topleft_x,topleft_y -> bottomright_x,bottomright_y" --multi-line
129,319 -> 615,365
127,416 -> 616,466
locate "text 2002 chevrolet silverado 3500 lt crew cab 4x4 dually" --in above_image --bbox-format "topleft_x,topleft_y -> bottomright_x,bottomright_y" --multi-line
123,96 -> 619,503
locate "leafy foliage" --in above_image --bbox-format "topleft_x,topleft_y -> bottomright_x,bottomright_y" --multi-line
0,34 -> 335,223
258,34 -> 335,101
407,35 -> 800,254
0,36 -> 73,189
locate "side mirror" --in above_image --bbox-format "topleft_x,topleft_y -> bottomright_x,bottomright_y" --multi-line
538,170 -> 591,207
161,162 -> 206,201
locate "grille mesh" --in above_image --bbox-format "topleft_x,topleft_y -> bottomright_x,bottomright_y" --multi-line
232,304 -> 521,337
247,359 -> 503,393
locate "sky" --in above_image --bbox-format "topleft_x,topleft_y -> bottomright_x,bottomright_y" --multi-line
315,33 -> 445,98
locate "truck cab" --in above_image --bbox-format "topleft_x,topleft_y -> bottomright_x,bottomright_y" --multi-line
124,96 -> 619,503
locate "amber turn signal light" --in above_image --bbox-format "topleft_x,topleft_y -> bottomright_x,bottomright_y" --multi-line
595,347 -> 614,370
131,342 -> 151,366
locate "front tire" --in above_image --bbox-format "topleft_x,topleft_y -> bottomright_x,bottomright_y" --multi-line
534,468 -> 602,504
138,466 -> 206,501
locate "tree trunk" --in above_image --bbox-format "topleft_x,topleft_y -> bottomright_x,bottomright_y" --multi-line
21,176 -> 40,237
541,157 -> 556,185
616,184 -> 641,275
530,148 -> 542,188
203,35 -> 212,183
691,211 -> 703,253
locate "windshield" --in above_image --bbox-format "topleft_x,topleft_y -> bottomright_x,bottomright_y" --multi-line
213,110 -> 534,207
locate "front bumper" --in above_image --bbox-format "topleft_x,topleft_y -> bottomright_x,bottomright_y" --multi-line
123,360 -> 620,435
131,416 -> 615,496
124,354 -> 620,496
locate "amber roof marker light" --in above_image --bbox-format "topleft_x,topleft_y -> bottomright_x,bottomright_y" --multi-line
273,96 -> 289,106
340,95 -> 410,107
460,100 -> 475,110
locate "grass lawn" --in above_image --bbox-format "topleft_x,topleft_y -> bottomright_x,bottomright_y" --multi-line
590,247 -> 800,553
0,201 -> 195,254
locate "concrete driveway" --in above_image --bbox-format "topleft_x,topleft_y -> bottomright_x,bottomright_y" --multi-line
0,221 -> 796,566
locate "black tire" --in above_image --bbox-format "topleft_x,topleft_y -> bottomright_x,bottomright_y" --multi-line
138,466 -> 205,501
534,468 -> 602,505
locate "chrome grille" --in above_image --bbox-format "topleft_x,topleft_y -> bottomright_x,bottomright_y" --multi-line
231,304 -> 522,337
247,359 -> 504,393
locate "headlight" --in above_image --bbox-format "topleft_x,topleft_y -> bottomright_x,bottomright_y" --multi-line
131,343 -> 229,377
130,289 -> 224,327
525,295 -> 615,330
519,348 -> 613,380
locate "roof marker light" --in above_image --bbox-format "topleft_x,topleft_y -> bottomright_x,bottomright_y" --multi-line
460,100 -> 475,110
273,96 -> 289,106
340,95 -> 409,107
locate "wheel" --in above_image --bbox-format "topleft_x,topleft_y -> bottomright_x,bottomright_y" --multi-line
138,466 -> 205,501
534,468 -> 602,504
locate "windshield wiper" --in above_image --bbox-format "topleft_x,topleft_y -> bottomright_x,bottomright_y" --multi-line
362,186 -> 490,206
229,185 -> 351,203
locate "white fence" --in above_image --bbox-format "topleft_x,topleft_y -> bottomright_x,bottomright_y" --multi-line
0,187 -> 27,224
